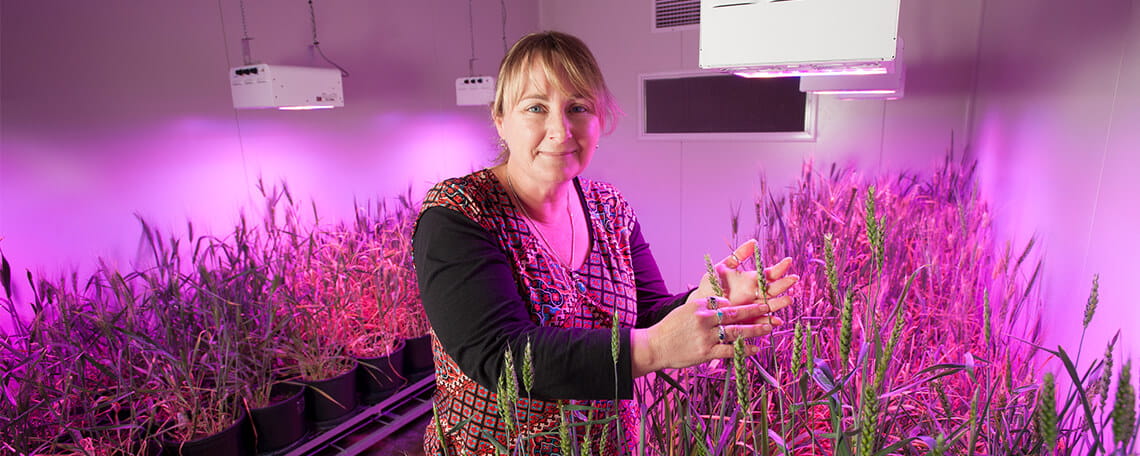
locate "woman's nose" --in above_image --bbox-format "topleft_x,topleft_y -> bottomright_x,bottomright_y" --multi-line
546,111 -> 573,142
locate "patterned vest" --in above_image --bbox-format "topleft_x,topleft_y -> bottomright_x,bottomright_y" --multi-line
419,169 -> 639,455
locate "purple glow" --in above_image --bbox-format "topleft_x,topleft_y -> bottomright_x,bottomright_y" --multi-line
734,67 -> 888,78
811,89 -> 898,95
277,105 -> 336,111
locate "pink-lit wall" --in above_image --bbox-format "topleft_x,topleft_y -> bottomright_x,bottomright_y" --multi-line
0,0 -> 538,305
971,0 -> 1139,364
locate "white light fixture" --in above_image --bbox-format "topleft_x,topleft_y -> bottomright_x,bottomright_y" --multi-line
799,40 -> 906,100
699,0 -> 901,78
230,64 -> 343,110
455,76 -> 495,106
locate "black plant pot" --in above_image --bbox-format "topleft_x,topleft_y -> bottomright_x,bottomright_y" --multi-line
403,334 -> 434,381
304,363 -> 359,430
161,409 -> 250,456
357,339 -> 407,405
249,383 -> 307,454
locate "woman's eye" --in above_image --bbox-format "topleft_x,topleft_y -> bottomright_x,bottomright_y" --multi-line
570,105 -> 591,114
526,105 -> 546,113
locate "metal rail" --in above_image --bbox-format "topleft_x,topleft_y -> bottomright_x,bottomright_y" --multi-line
285,373 -> 436,455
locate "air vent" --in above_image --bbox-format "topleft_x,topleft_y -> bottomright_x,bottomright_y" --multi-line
654,0 -> 700,31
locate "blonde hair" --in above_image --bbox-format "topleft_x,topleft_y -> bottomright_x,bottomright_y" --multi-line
491,31 -> 621,163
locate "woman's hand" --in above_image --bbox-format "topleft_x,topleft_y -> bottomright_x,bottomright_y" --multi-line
631,240 -> 797,376
694,239 -> 796,306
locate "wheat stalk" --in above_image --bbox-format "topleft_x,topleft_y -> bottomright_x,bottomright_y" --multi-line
1112,359 -> 1135,446
1035,372 -> 1057,450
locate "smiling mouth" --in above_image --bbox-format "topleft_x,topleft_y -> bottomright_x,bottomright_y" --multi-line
539,150 -> 577,156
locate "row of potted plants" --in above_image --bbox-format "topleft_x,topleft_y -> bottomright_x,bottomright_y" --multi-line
0,180 -> 432,455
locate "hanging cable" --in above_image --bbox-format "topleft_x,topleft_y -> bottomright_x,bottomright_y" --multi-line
218,0 -> 255,203
468,0 -> 477,76
500,0 -> 508,53
239,0 -> 254,65
308,0 -> 350,77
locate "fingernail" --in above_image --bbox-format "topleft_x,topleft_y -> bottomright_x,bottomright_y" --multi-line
771,317 -> 784,325
762,324 -> 773,331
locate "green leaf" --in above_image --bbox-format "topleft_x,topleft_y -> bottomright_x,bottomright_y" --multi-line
1056,346 -> 1101,447
873,436 -> 921,456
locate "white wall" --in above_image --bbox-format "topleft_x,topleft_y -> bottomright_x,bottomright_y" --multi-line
539,0 -> 985,287
0,0 -> 538,302
971,0 -> 1140,363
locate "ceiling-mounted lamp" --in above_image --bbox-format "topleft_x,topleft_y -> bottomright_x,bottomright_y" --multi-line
699,0 -> 901,78
230,64 -> 344,110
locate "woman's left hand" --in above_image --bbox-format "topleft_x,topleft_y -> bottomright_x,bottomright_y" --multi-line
630,239 -> 798,376
694,239 -> 798,308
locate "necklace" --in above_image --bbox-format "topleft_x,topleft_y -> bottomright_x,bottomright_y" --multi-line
505,174 -> 575,268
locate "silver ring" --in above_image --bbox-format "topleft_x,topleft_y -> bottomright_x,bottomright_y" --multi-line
730,252 -> 742,268
717,325 -> 727,344
707,296 -> 718,310
715,310 -> 724,325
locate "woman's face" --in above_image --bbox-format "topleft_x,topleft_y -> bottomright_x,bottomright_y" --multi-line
495,64 -> 600,186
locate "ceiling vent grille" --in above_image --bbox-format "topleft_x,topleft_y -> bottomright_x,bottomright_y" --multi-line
654,0 -> 700,31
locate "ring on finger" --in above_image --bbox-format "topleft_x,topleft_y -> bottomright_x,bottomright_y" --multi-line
730,252 -> 742,268
717,325 -> 727,344
707,296 -> 718,310
715,309 -> 724,325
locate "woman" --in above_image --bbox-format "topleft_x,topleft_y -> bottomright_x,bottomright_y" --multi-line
413,31 -> 797,454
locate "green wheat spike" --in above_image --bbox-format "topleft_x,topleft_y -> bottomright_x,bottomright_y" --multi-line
838,289 -> 854,363
734,336 -> 749,411
933,379 -> 953,418
523,338 -> 534,395
1097,340 -> 1116,409
504,346 -> 518,404
705,254 -> 724,297
791,321 -> 805,378
754,246 -> 769,302
559,401 -> 572,455
1112,359 -> 1135,446
1035,372 -> 1057,449
983,289 -> 992,347
611,308 -> 620,366
967,387 -> 979,453
1083,274 -> 1099,328
599,418 -> 609,452
805,322 -> 815,375
497,366 -> 515,435
857,381 -> 878,456
864,185 -> 885,272
824,233 -> 838,304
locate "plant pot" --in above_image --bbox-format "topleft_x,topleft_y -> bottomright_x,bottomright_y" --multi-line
249,383 -> 307,454
403,334 -> 434,380
356,339 -> 407,405
303,363 -> 359,430
161,409 -> 250,456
